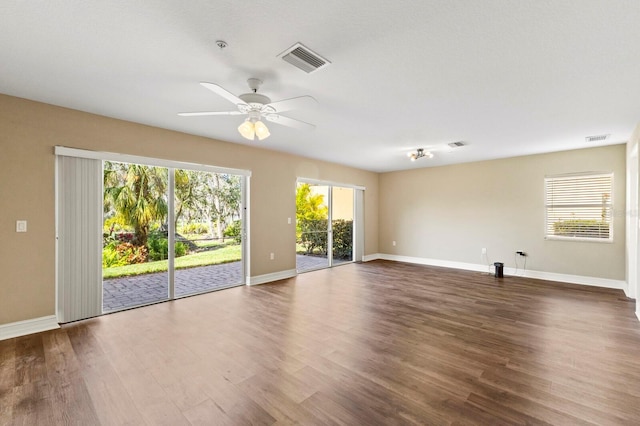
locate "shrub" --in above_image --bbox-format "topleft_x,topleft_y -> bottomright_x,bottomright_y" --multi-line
224,220 -> 242,243
148,234 -> 168,261
102,241 -> 147,268
175,241 -> 187,257
297,219 -> 353,258
179,222 -> 209,235
102,241 -> 129,268
332,219 -> 353,260
116,232 -> 135,243
553,219 -> 609,238
148,233 -> 188,260
118,242 -> 148,264
299,219 -> 328,255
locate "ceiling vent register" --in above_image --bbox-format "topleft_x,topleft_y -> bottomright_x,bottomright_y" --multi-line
278,43 -> 330,73
448,141 -> 466,148
585,134 -> 610,142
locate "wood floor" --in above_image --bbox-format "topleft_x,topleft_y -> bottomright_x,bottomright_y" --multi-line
1,261 -> 640,425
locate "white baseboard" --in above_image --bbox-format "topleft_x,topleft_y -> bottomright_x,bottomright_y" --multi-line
380,254 -> 488,273
518,268 -> 626,290
0,315 -> 60,341
362,253 -> 382,262
248,269 -> 297,286
378,253 -> 626,291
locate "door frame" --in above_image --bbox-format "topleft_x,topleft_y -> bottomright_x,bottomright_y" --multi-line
55,146 -> 251,321
296,178 -> 365,272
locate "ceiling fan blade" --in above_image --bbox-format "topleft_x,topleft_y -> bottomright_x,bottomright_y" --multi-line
200,82 -> 247,107
265,114 -> 316,131
178,111 -> 245,117
265,96 -> 317,113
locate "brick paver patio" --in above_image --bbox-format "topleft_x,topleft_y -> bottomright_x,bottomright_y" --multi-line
102,261 -> 243,312
102,255 -> 351,312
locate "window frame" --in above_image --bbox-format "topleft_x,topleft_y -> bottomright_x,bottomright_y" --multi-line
544,172 -> 614,243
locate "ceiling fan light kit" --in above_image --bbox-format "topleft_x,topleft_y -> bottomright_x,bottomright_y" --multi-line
237,110 -> 271,141
254,120 -> 270,140
179,78 -> 316,142
408,148 -> 433,161
238,119 -> 256,140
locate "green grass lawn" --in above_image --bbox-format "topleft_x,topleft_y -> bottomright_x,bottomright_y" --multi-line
103,243 -> 241,279
194,240 -> 221,248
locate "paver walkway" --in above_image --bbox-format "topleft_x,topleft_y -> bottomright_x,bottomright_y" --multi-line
103,255 -> 350,312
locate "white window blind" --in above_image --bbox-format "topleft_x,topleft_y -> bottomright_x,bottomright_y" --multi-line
354,189 -> 365,262
544,173 -> 613,241
57,155 -> 103,322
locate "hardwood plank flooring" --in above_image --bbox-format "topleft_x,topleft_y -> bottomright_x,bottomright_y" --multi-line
1,260 -> 640,425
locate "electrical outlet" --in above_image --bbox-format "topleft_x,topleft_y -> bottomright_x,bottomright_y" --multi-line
481,248 -> 487,255
270,252 -> 275,260
392,240 -> 396,246
16,220 -> 27,233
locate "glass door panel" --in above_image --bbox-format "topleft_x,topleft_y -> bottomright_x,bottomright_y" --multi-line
102,161 -> 169,312
296,183 -> 330,272
174,170 -> 243,297
331,187 -> 354,266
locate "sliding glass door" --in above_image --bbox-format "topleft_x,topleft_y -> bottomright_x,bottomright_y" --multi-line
174,169 -> 244,297
101,162 -> 246,312
296,182 -> 356,272
102,162 -> 169,312
296,183 -> 330,271
57,147 -> 250,322
331,186 -> 354,266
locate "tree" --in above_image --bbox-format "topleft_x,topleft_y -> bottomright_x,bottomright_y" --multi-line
103,162 -> 168,247
212,174 -> 241,240
174,169 -> 202,230
173,171 -> 241,241
296,183 -> 328,227
296,184 -> 329,254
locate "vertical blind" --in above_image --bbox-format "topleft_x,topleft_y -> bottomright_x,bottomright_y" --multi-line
544,173 -> 613,241
57,156 -> 103,322
354,189 -> 365,262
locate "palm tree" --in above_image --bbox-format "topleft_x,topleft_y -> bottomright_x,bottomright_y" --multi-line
104,162 -> 168,247
296,183 -> 329,254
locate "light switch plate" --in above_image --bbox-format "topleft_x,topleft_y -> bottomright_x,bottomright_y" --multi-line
16,220 -> 27,232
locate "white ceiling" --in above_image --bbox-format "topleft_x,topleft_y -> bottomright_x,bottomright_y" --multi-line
1,1 -> 639,172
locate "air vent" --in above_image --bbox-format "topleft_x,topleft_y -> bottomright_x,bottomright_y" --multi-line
585,134 -> 610,142
448,141 -> 466,148
278,43 -> 330,73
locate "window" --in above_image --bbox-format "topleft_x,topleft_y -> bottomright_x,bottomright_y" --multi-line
545,172 -> 613,241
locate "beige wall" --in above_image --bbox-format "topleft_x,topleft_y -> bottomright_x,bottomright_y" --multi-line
379,145 -> 626,280
0,94 -> 379,325
0,91 -> 631,327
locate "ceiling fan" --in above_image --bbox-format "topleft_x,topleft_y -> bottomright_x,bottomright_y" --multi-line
178,78 -> 317,141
